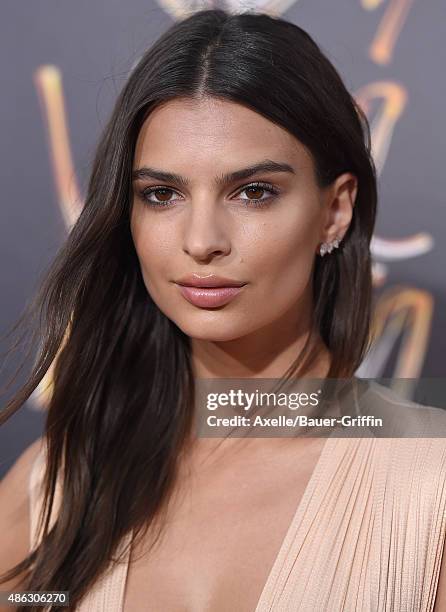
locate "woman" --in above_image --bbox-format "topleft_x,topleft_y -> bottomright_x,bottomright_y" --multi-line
1,8 -> 445,611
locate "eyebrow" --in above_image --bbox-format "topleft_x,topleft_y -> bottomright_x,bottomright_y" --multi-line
131,159 -> 296,186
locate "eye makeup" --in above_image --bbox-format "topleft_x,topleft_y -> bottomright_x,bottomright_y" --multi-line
136,180 -> 281,210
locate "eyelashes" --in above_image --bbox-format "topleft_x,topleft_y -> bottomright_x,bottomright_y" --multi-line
136,181 -> 280,210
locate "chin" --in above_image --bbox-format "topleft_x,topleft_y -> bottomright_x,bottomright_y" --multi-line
174,316 -> 253,343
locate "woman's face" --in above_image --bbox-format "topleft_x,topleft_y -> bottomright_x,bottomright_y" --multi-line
130,97 -> 355,343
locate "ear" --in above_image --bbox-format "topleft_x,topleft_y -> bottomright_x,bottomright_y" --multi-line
319,172 -> 358,248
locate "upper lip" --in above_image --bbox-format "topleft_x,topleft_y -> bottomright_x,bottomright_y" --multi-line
174,274 -> 247,288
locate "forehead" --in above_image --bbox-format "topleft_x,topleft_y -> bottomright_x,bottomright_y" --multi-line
133,97 -> 313,171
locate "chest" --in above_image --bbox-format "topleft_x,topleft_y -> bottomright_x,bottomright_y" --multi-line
122,439 -> 325,612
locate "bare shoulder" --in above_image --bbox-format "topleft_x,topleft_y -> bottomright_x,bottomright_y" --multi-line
0,437 -> 45,598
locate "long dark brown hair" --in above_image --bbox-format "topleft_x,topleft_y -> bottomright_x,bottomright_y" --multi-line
0,8 -> 377,610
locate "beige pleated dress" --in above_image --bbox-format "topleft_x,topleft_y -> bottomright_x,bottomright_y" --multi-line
28,381 -> 446,611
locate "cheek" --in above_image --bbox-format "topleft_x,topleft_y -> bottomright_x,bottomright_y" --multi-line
244,209 -> 319,293
136,242 -> 172,289
131,214 -> 174,287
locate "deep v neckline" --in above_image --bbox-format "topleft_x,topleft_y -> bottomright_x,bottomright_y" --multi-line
118,433 -> 337,612
253,432 -> 336,612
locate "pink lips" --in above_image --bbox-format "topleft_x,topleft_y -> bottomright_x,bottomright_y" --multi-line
175,284 -> 245,308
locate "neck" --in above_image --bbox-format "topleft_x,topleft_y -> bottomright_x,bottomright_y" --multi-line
190,302 -> 330,380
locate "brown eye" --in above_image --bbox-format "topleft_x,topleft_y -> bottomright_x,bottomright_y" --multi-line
237,182 -> 279,207
245,186 -> 265,199
139,186 -> 181,206
150,188 -> 174,202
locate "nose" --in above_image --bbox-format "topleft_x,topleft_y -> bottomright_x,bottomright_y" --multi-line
182,200 -> 231,261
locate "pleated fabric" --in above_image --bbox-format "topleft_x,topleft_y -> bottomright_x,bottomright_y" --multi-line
254,434 -> 446,612
28,407 -> 446,611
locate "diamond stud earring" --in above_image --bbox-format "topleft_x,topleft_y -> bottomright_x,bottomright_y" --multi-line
319,236 -> 341,257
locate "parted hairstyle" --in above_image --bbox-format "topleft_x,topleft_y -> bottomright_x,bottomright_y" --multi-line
0,8 -> 377,610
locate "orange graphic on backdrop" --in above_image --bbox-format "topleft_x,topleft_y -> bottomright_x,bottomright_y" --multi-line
354,81 -> 433,271
357,287 -> 434,394
361,0 -> 414,65
34,66 -> 82,229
